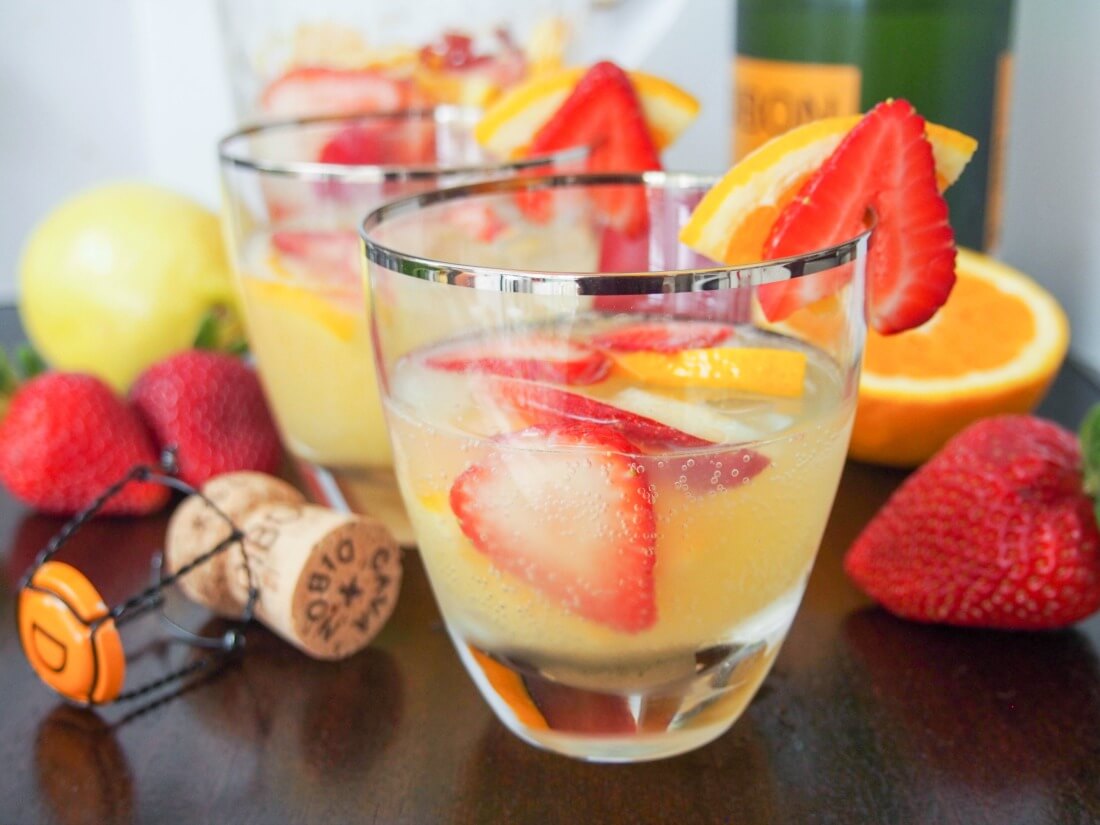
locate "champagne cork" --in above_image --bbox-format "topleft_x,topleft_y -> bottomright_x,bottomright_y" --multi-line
224,503 -> 402,661
165,472 -> 305,618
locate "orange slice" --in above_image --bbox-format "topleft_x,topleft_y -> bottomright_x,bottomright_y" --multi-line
680,115 -> 977,265
468,647 -> 548,731
474,66 -> 700,158
851,248 -> 1070,467
612,348 -> 806,397
247,274 -> 358,343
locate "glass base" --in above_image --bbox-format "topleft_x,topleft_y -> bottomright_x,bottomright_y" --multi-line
452,631 -> 780,763
291,459 -> 417,547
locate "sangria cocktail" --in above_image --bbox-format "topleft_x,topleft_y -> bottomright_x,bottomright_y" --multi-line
219,109 -> 582,542
362,173 -> 868,761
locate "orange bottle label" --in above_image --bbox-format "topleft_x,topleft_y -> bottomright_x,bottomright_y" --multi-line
733,55 -> 862,160
984,51 -> 1013,251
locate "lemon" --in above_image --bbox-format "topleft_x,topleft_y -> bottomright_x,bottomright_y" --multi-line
19,183 -> 237,390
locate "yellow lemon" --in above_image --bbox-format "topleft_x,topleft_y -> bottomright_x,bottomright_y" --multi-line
19,183 -> 237,390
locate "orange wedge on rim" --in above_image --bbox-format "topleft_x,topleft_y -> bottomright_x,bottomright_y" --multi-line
851,248 -> 1070,467
474,66 -> 700,158
679,115 -> 977,265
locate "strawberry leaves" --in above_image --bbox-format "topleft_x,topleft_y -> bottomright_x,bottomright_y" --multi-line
1080,403 -> 1100,524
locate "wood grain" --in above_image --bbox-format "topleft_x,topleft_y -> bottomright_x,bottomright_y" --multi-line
0,308 -> 1097,824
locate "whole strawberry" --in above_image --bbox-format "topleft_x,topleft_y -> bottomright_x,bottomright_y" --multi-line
130,350 -> 282,487
845,413 -> 1100,629
0,373 -> 169,515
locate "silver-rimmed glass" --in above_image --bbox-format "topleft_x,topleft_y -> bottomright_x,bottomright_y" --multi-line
362,172 -> 868,762
218,108 -> 584,544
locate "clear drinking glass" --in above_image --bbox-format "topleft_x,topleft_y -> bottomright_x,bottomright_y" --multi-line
217,0 -> 587,122
362,172 -> 869,762
218,109 -> 583,544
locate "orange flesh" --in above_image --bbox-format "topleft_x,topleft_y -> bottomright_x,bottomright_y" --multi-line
864,275 -> 1035,378
468,646 -> 549,730
721,176 -> 810,264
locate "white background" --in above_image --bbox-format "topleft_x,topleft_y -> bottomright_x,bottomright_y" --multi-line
2,0 -> 1098,370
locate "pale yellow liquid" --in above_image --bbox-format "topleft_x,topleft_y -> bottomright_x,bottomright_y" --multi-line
386,325 -> 854,686
238,234 -> 390,469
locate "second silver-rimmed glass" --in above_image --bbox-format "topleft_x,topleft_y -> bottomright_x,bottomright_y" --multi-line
362,172 -> 868,762
218,108 -> 583,543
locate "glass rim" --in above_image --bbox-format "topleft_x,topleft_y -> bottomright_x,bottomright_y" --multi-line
217,105 -> 587,183
361,171 -> 873,296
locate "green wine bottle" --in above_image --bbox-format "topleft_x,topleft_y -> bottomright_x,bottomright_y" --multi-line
734,0 -> 1015,251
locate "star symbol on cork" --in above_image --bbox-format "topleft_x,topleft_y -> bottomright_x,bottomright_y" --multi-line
338,577 -> 364,607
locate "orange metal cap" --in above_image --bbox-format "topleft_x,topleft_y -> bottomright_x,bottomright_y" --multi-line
18,561 -> 125,705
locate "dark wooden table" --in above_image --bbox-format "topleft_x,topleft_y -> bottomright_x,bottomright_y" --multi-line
1,307 -> 1098,825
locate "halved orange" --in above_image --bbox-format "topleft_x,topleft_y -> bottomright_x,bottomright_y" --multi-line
474,66 -> 700,158
851,248 -> 1070,467
680,115 -> 978,265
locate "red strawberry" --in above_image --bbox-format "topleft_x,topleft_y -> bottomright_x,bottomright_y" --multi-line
845,415 -> 1100,630
641,448 -> 771,495
0,373 -> 168,516
526,61 -> 662,234
318,121 -> 437,167
443,202 -> 507,244
450,425 -> 657,633
130,351 -> 283,487
271,230 -> 361,289
259,67 -> 415,118
597,223 -> 650,272
490,376 -> 710,450
425,334 -> 609,385
419,31 -> 495,71
589,320 -> 735,353
761,98 -> 956,334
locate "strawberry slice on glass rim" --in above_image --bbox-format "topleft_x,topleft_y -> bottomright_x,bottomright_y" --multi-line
760,98 -> 957,335
522,61 -> 662,235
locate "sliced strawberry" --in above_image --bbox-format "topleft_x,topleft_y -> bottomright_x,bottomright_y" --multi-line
318,120 -> 436,166
490,377 -> 711,450
589,321 -> 735,353
523,677 -> 637,734
592,292 -> 752,327
443,202 -> 507,244
761,98 -> 956,334
450,425 -> 656,633
259,67 -> 413,118
270,230 -> 361,289
597,223 -> 651,272
641,448 -> 770,496
425,334 -> 609,385
526,61 -> 662,234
